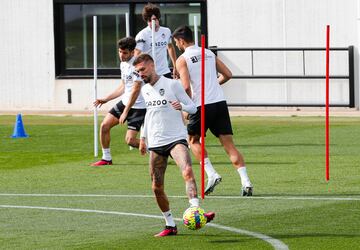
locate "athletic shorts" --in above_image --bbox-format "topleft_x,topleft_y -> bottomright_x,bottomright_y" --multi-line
148,139 -> 188,157
187,101 -> 233,137
109,101 -> 146,131
163,72 -> 172,79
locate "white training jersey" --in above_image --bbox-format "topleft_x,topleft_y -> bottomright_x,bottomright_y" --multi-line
120,56 -> 146,109
141,76 -> 196,148
135,26 -> 172,75
181,45 -> 225,107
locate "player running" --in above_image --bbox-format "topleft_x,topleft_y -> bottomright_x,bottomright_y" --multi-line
133,54 -> 215,237
91,37 -> 146,166
172,26 -> 253,196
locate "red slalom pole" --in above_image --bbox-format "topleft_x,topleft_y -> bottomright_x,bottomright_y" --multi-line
325,25 -> 330,181
201,35 -> 205,199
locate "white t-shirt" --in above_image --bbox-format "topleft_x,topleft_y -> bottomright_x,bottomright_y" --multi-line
135,26 -> 172,75
141,76 -> 196,148
120,56 -> 146,109
181,45 -> 225,107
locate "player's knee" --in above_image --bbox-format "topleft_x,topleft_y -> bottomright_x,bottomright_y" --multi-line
125,136 -> 135,145
100,122 -> 111,133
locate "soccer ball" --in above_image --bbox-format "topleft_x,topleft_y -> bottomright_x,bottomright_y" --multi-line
182,206 -> 207,230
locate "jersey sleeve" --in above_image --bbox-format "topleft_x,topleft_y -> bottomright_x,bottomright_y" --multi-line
171,80 -> 197,114
135,30 -> 146,52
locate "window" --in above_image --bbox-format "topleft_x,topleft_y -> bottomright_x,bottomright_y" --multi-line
53,1 -> 206,78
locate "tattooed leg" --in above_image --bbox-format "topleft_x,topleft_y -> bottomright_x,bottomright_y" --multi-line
170,144 -> 198,200
149,151 -> 169,212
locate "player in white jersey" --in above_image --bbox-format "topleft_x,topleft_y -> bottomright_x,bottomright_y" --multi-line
91,37 -> 146,166
134,3 -> 177,78
173,26 -> 253,196
133,54 -> 215,237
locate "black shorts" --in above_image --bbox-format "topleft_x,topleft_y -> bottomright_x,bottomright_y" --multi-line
109,101 -> 146,131
187,101 -> 233,137
163,72 -> 172,79
148,139 -> 188,157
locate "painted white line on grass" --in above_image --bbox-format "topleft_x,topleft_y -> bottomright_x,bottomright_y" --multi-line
0,205 -> 288,250
0,193 -> 360,201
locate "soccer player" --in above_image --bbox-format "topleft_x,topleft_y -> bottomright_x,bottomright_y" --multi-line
91,37 -> 146,166
133,54 -> 215,237
172,26 -> 253,196
134,3 -> 178,79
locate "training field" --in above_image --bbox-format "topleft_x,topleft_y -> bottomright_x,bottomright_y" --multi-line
0,115 -> 359,249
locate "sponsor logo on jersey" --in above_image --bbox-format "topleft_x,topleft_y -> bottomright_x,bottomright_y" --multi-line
190,54 -> 212,63
146,99 -> 168,107
159,88 -> 165,96
136,39 -> 145,44
190,55 -> 201,63
133,71 -> 140,78
150,41 -> 168,47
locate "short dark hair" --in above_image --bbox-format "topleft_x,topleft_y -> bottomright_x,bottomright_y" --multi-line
142,3 -> 161,22
133,53 -> 154,66
172,25 -> 194,43
117,37 -> 136,51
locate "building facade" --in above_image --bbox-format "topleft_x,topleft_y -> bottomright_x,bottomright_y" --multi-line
0,0 -> 359,111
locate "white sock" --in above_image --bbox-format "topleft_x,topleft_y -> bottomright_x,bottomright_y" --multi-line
203,157 -> 217,177
189,198 -> 200,207
237,166 -> 251,187
162,210 -> 176,227
102,148 -> 111,161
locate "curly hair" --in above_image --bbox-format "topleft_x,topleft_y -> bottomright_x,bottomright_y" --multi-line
142,3 -> 161,22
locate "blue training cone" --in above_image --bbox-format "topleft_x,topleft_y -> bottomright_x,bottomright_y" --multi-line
11,114 -> 29,138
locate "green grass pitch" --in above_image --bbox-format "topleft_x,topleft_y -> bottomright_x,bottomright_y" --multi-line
0,115 -> 359,249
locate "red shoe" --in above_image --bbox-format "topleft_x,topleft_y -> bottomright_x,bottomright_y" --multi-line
90,159 -> 112,166
204,212 -> 215,223
154,226 -> 178,237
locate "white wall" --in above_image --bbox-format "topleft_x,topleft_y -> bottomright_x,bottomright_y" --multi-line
0,0 -> 55,110
207,0 -> 358,107
55,79 -> 120,111
0,0 -> 120,112
0,0 -> 359,111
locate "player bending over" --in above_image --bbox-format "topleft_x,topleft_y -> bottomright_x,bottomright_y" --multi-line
91,37 -> 146,166
173,26 -> 253,196
133,54 -> 215,237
